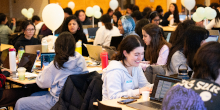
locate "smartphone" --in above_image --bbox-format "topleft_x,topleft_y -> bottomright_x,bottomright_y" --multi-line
117,99 -> 137,104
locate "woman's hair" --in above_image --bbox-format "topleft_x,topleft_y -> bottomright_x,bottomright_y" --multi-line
149,11 -> 160,22
156,5 -> 163,13
112,35 -> 145,65
21,20 -> 35,31
62,15 -> 84,42
107,8 -> 113,14
214,9 -> 220,23
142,7 -> 152,19
167,20 -> 195,70
169,20 -> 195,44
63,7 -> 73,15
209,3 -> 220,9
0,13 -> 6,23
100,14 -> 113,30
142,23 -> 171,64
193,42 -> 220,81
183,26 -> 209,69
169,3 -> 180,23
75,10 -> 87,22
119,15 -> 136,35
113,11 -> 122,27
135,18 -> 150,39
131,10 -> 143,21
127,4 -> 134,10
54,32 -> 76,69
132,5 -> 139,12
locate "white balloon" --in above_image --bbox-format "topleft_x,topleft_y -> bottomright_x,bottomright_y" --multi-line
93,5 -> 100,12
21,8 -> 28,17
42,4 -> 64,32
205,8 -> 217,19
181,0 -> 185,7
192,13 -> 203,22
109,0 -> 119,10
86,7 -> 94,17
26,12 -> 33,19
28,8 -> 34,14
184,0 -> 195,11
68,1 -> 75,10
94,11 -> 101,19
196,7 -> 205,19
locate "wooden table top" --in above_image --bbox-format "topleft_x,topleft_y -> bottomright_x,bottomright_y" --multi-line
161,26 -> 177,32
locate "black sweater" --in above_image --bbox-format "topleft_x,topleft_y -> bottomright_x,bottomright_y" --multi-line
14,34 -> 41,51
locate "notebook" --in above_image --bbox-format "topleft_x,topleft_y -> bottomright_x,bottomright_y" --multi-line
126,74 -> 181,110
25,45 -> 42,54
110,36 -> 123,49
85,44 -> 103,61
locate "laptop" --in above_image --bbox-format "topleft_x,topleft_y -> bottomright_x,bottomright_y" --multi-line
3,53 -> 37,72
110,36 -> 123,49
1,49 -> 9,64
126,74 -> 182,110
87,27 -> 99,39
85,44 -> 103,61
206,30 -> 219,42
25,45 -> 42,54
40,52 -> 55,68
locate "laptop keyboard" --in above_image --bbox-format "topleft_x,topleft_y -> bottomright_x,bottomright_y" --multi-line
139,101 -> 162,109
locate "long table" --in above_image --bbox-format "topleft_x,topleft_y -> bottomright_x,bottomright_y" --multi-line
161,26 -> 176,32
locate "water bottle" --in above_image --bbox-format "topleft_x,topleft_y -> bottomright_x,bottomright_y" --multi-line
178,64 -> 189,80
9,48 -> 17,78
42,39 -> 48,53
169,14 -> 174,26
100,52 -> 108,69
17,46 -> 25,62
75,40 -> 82,55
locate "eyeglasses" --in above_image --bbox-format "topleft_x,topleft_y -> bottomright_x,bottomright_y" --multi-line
153,19 -> 160,22
26,29 -> 35,32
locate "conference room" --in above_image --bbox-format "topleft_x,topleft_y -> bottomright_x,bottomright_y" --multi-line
0,0 -> 220,110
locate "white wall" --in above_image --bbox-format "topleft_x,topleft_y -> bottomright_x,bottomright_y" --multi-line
9,0 -> 49,20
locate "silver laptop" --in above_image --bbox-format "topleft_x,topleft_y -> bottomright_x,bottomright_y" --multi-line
126,74 -> 182,110
25,45 -> 42,54
85,44 -> 103,61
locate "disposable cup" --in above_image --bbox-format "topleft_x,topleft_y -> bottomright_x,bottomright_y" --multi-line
142,91 -> 150,101
17,67 -> 26,80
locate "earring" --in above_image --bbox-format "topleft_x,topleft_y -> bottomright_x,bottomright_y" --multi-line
78,27 -> 80,30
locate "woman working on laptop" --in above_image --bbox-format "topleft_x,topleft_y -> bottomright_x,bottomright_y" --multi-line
102,35 -> 152,100
15,32 -> 88,110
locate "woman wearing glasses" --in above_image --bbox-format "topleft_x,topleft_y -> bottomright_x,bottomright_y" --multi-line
14,20 -> 41,51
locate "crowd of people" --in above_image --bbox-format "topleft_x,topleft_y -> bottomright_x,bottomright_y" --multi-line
0,2 -> 220,110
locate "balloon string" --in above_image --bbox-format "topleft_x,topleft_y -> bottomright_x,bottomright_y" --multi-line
53,31 -> 55,36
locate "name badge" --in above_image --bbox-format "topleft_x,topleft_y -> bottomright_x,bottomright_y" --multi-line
126,80 -> 132,83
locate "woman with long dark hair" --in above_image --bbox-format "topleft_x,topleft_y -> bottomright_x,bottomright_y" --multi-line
102,35 -> 152,100
166,26 -> 209,76
112,11 -> 122,27
161,3 -> 180,26
206,9 -> 220,29
93,14 -> 120,46
62,15 -> 89,56
15,32 -> 88,110
156,5 -> 163,19
75,10 -> 91,25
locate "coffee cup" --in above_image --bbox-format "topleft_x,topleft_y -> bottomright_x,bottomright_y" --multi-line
17,67 -> 26,80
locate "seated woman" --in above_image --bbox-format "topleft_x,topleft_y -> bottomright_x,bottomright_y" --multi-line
166,26 -> 209,76
141,23 -> 171,67
75,10 -> 91,25
14,20 -> 41,51
113,11 -> 122,27
62,15 -> 89,56
160,3 -> 180,26
118,15 -> 138,38
162,42 -> 220,110
206,9 -> 220,29
135,18 -> 149,39
93,14 -> 120,46
0,13 -> 16,44
102,35 -> 152,101
169,20 -> 195,44
15,32 -> 89,110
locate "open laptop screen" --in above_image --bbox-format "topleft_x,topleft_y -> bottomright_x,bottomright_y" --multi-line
205,35 -> 219,42
150,74 -> 181,102
40,52 -> 55,68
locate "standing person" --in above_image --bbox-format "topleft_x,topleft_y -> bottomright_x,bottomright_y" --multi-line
161,3 -> 180,26
102,35 -> 152,100
14,20 -> 40,51
162,42 -> 220,110
118,15 -> 138,38
32,15 -> 44,38
166,26 -> 208,76
142,24 -> 171,65
15,32 -> 89,110
93,14 -> 120,46
112,11 -> 122,27
75,10 -> 91,25
62,15 -> 89,56
0,13 -> 16,44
